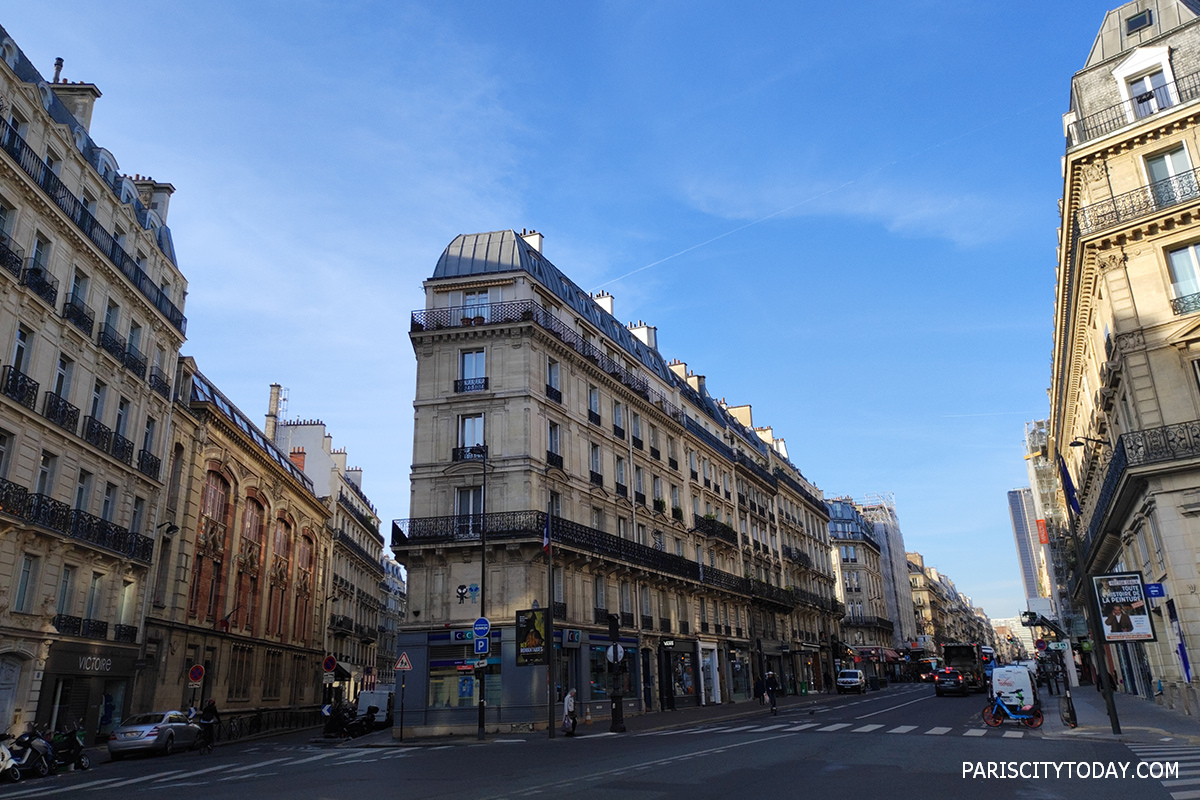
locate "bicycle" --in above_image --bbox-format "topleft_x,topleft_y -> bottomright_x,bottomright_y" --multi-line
196,721 -> 215,755
982,690 -> 1043,729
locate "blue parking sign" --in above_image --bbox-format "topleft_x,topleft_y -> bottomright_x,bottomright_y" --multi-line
475,635 -> 490,655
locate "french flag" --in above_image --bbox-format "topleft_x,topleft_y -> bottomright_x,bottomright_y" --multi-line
543,512 -> 552,553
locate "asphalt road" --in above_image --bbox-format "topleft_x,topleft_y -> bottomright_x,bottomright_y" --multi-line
0,685 -> 1188,799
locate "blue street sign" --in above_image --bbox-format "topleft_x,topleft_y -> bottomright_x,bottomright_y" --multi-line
321,704 -> 332,717
473,617 -> 491,638
474,636 -> 490,656
1146,583 -> 1166,598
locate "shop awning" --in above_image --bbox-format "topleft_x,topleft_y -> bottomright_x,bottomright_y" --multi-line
884,649 -> 902,661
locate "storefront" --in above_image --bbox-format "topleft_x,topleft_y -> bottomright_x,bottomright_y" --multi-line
698,642 -> 721,705
727,644 -> 750,700
36,640 -> 138,746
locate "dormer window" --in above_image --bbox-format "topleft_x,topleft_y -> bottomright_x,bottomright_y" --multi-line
1127,10 -> 1152,35
1130,70 -> 1171,119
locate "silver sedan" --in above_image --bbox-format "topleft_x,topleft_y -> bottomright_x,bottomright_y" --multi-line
107,711 -> 200,759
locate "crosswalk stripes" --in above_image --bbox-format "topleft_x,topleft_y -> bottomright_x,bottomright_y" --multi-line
888,726 -> 918,734
639,720 -> 1040,739
816,723 -> 851,732
851,724 -> 883,733
783,723 -> 820,732
924,727 -> 952,735
1001,731 -> 1024,739
963,729 -> 987,737
1128,743 -> 1200,800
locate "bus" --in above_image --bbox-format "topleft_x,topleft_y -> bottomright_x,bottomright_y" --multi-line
917,657 -> 942,682
981,646 -> 996,677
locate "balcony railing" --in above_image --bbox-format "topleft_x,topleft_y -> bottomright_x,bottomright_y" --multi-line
452,446 -> 487,462
653,498 -> 666,513
615,483 -> 627,498
329,613 -> 354,631
650,446 -> 660,460
659,617 -> 671,633
114,624 -> 138,643
621,611 -> 635,628
42,392 -> 80,435
679,620 -> 690,635
590,470 -> 603,487
111,432 -> 134,465
62,291 -> 95,336
594,607 -> 609,625
98,323 -> 126,362
52,614 -> 82,635
0,234 -> 22,278
123,344 -> 147,378
546,384 -> 562,403
1077,166 -> 1200,237
20,262 -> 57,306
553,602 -> 567,620
454,377 -> 488,393
842,615 -> 895,633
1069,70 -> 1200,146
0,118 -> 187,333
632,436 -> 643,450
81,618 -> 108,640
546,451 -> 564,470
672,507 -> 684,521
1,365 -> 38,409
137,449 -> 161,480
588,409 -> 601,425
668,457 -> 678,471
613,424 -> 625,440
337,492 -> 381,535
148,366 -> 171,399
333,528 -> 385,575
0,476 -> 28,517
692,516 -> 738,547
641,614 -> 653,630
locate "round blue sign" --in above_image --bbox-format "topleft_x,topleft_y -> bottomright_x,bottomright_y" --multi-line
473,617 -> 491,638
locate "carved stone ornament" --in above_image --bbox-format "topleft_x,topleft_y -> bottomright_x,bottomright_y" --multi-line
1083,162 -> 1107,184
1116,330 -> 1146,352
1096,251 -> 1125,272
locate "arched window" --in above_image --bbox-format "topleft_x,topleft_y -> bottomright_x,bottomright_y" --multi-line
267,518 -> 292,638
234,498 -> 264,631
294,534 -> 314,644
189,471 -> 230,621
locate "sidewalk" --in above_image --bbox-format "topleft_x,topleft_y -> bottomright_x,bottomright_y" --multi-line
357,685 -> 867,746
1048,685 -> 1200,744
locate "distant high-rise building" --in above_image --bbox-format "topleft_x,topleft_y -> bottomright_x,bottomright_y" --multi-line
859,493 -> 918,649
1007,488 -> 1042,600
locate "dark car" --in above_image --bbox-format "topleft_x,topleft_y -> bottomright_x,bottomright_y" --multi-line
934,668 -> 969,697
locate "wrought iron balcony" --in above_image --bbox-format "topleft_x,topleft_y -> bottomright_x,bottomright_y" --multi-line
613,424 -> 625,440
0,119 -> 187,333
42,392 -> 80,434
632,436 -> 643,450
137,449 -> 161,480
454,377 -> 488,393
659,617 -> 671,633
593,607 -> 609,625
1069,70 -> 1200,146
0,234 -> 22,279
545,384 -> 562,403
641,614 -> 653,630
680,620 -> 690,635
553,602 -> 567,620
123,344 -> 147,378
1077,167 -> 1200,237
1,365 -> 38,409
588,409 -> 601,425
590,470 -> 603,487
671,506 -> 683,521
333,527 -> 385,574
0,477 -> 28,517
20,262 -> 57,306
650,446 -> 660,460
337,492 -> 381,535
148,366 -> 171,399
452,445 -> 487,462
329,613 -> 354,631
620,611 -> 635,628
62,291 -> 95,336
615,483 -> 627,498
114,624 -> 138,643
700,621 -> 709,633
546,451 -> 563,470
634,491 -> 646,506
81,618 -> 108,640
98,323 -> 126,362
653,498 -> 666,513
52,614 -> 82,635
692,515 -> 738,547
690,469 -> 699,482
111,432 -> 134,465
668,457 -> 678,471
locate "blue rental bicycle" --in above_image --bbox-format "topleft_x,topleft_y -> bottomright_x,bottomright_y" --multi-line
982,690 -> 1043,729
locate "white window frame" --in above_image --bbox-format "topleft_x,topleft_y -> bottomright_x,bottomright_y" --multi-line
1112,47 -> 1177,124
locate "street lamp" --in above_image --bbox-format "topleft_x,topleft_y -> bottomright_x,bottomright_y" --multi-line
1069,437 -> 1110,448
323,596 -> 339,704
468,443 -> 488,741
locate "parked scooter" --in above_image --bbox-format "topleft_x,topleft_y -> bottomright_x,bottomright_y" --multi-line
42,722 -> 89,772
0,733 -> 22,783
5,727 -> 52,778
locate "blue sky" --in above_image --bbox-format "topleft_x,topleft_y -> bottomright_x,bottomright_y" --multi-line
3,1 -> 1123,619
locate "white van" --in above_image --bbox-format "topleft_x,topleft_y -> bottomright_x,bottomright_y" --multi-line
356,689 -> 394,723
990,665 -> 1039,709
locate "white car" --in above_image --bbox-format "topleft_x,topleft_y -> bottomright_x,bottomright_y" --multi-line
837,669 -> 867,694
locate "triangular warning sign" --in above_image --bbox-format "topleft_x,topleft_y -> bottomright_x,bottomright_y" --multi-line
395,652 -> 413,671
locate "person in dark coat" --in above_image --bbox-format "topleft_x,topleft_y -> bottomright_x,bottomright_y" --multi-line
754,676 -> 765,706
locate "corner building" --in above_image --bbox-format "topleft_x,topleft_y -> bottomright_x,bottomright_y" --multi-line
0,29 -> 187,741
393,230 -> 840,736
1053,0 -> 1200,707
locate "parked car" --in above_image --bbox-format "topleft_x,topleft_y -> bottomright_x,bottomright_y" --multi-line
107,711 -> 200,760
836,669 -> 867,694
934,668 -> 969,697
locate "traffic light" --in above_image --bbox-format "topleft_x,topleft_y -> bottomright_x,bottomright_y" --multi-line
1020,611 -> 1038,626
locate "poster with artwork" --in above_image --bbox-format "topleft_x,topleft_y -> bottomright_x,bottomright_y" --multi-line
1093,572 -> 1156,642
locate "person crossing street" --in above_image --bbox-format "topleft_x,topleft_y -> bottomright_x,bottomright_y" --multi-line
765,672 -> 780,715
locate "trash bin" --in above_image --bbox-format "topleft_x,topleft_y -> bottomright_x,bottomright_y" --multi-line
800,682 -> 809,695
868,676 -> 880,690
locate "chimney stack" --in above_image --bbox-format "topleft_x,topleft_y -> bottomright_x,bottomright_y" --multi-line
50,80 -> 103,133
289,447 -> 306,472
132,177 -> 176,222
628,320 -> 658,351
520,228 -> 543,253
593,290 -> 614,316
265,383 -> 282,441
52,58 -> 63,83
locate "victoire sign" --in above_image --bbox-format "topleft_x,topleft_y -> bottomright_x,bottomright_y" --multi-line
78,656 -> 113,672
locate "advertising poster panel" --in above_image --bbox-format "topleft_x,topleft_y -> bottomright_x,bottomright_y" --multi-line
516,608 -> 549,666
1093,572 -> 1156,642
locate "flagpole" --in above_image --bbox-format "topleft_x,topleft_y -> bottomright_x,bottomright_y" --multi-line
546,505 -> 556,739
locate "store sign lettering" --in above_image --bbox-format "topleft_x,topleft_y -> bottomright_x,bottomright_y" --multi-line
78,656 -> 112,672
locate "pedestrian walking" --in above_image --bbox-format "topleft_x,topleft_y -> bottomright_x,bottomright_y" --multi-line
765,671 -> 780,715
823,670 -> 833,693
753,676 -> 765,706
562,688 -> 577,736
198,698 -> 221,753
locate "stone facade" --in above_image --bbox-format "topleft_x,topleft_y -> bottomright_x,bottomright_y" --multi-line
829,498 -> 892,677
392,229 -> 840,736
0,27 -> 186,743
1053,1 -> 1200,706
132,359 -> 333,720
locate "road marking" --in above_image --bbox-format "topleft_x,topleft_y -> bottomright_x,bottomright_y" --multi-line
89,771 -> 189,789
852,724 -> 883,733
924,727 -> 952,735
226,757 -> 294,772
755,724 -> 787,732
428,745 -> 453,750
783,723 -> 820,731
1002,731 -> 1024,739
3,776 -> 131,798
289,752 -> 340,765
963,729 -> 987,737
1167,791 -> 1200,800
219,771 -> 280,782
887,725 -> 917,734
686,726 -> 730,734
721,726 -> 756,733
854,694 -> 933,719
1164,779 -> 1200,788
152,765 -> 227,782
816,723 -> 851,732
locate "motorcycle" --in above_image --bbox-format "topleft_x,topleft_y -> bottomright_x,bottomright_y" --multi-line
0,733 -> 21,783
43,723 -> 89,772
6,728 -> 52,778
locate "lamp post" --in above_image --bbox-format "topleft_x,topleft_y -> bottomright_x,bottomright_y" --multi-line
469,444 -> 488,740
1069,437 -> 1110,448
322,596 -> 339,705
